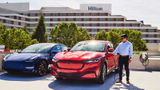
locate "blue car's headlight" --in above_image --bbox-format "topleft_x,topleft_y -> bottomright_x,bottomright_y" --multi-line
3,54 -> 10,61
52,57 -> 58,62
83,57 -> 102,63
25,56 -> 38,62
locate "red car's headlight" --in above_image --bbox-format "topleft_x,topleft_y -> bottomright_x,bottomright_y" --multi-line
83,57 -> 102,63
52,57 -> 59,62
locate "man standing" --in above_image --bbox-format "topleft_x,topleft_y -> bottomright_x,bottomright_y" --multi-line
113,34 -> 133,84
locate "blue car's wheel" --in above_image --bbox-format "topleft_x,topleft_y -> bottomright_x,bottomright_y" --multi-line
36,60 -> 48,76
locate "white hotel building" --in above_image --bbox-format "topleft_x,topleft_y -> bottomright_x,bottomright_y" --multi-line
0,2 -> 160,46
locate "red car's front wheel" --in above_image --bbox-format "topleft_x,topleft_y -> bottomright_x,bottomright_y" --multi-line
97,63 -> 107,84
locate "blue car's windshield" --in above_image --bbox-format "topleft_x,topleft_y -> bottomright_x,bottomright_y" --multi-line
70,41 -> 106,52
21,44 -> 54,53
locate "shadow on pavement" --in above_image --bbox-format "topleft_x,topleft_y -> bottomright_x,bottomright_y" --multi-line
48,73 -> 121,90
112,82 -> 144,90
0,72 -> 53,81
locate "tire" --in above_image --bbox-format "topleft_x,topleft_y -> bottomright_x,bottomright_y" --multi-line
36,60 -> 48,76
96,63 -> 107,84
114,66 -> 119,73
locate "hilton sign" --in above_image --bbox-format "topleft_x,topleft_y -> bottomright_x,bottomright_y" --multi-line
88,6 -> 103,11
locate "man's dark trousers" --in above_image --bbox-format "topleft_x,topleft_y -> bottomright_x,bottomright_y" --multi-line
118,55 -> 130,81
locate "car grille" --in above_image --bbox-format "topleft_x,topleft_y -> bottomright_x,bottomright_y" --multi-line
4,61 -> 24,69
57,60 -> 84,70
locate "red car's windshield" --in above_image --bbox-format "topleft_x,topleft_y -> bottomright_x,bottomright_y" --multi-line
70,41 -> 106,52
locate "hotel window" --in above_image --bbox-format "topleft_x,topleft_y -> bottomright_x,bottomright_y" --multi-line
18,22 -> 21,25
92,18 -> 97,21
50,13 -> 53,16
148,29 -> 155,32
77,23 -> 81,26
158,40 -> 160,43
14,16 -> 17,19
76,13 -> 81,16
35,13 -> 38,16
154,29 -> 157,32
132,24 -> 138,27
100,23 -> 106,26
84,13 -> 89,16
113,18 -> 116,21
84,18 -> 89,21
140,29 -> 145,32
68,18 -> 73,21
76,18 -> 81,21
92,29 -> 97,32
18,17 -> 21,20
148,34 -> 154,38
116,18 -> 122,21
124,24 -> 130,27
148,40 -> 154,43
92,13 -> 98,16
27,13 -> 30,16
92,24 -> 97,26
158,34 -> 160,38
154,40 -> 157,43
27,24 -> 30,27
116,24 -> 121,27
53,18 -> 58,21
84,24 -> 88,26
100,13 -> 106,16
60,18 -> 65,21
89,29 -> 92,32
53,13 -> 58,16
108,24 -> 113,26
50,24 -> 53,27
45,13 -> 50,16
60,13 -> 66,16
100,18 -> 106,21
11,21 -> 14,24
46,24 -> 50,27
68,13 -> 74,16
35,18 -> 38,21
108,18 -> 113,21
154,34 -> 157,37
50,18 -> 53,21
142,34 -> 145,38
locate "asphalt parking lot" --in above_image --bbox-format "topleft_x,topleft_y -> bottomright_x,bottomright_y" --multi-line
0,70 -> 160,90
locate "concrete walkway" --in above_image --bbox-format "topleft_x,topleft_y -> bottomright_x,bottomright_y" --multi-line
0,70 -> 160,90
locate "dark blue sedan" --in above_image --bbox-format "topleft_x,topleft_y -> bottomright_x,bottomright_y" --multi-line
3,43 -> 68,76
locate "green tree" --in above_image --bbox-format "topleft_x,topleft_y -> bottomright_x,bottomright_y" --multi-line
23,24 -> 29,34
50,22 -> 92,47
95,30 -> 109,40
108,31 -> 121,48
2,27 -> 38,49
94,28 -> 148,51
32,11 -> 48,43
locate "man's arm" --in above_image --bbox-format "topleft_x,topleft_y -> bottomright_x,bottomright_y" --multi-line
128,43 -> 133,63
113,44 -> 119,55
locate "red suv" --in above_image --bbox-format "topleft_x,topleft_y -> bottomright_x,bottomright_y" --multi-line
50,40 -> 119,83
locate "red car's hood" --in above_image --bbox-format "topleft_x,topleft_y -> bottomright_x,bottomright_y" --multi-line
55,51 -> 105,61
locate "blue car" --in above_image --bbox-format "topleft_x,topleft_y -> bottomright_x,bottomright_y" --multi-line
3,43 -> 68,76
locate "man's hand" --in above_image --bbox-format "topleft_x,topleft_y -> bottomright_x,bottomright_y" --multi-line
128,58 -> 132,63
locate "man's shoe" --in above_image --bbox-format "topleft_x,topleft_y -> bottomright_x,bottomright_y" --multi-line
126,80 -> 130,84
116,79 -> 122,83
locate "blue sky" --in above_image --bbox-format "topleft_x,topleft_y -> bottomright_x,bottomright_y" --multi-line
1,0 -> 160,29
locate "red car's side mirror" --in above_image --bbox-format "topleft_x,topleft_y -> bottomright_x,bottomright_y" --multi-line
67,48 -> 71,51
108,48 -> 114,52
